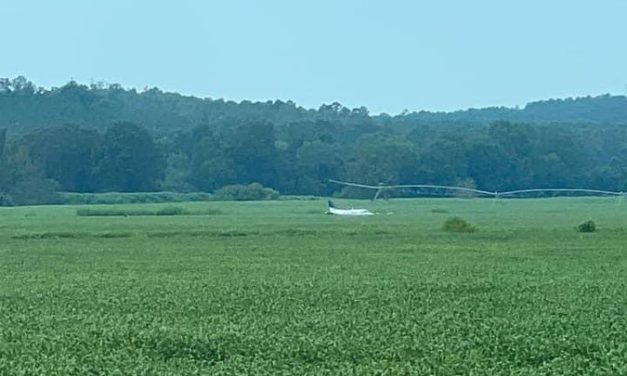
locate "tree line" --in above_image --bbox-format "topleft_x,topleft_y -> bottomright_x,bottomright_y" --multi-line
1,77 -> 627,204
3,76 -> 627,134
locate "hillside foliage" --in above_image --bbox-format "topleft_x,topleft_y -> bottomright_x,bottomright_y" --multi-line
1,77 -> 627,204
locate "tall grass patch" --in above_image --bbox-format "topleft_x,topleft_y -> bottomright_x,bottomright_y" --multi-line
76,206 -> 223,217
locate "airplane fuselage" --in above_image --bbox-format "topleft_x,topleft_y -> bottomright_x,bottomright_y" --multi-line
328,207 -> 374,216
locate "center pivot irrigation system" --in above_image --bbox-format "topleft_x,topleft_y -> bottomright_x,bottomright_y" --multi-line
328,179 -> 627,202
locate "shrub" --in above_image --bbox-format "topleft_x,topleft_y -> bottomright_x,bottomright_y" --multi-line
577,220 -> 596,233
9,177 -> 60,205
212,183 -> 279,201
443,217 -> 476,233
0,193 -> 15,207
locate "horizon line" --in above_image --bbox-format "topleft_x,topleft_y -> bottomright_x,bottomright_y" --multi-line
2,75 -> 625,117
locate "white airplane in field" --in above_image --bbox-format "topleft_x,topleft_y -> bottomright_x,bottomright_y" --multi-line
326,200 -> 374,216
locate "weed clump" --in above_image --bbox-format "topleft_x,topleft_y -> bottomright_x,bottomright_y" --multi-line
443,217 -> 476,233
577,220 -> 596,233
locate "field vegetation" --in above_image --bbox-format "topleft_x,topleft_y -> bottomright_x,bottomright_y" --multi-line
1,198 -> 627,374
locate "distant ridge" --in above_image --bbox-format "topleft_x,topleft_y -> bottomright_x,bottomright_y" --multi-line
401,94 -> 627,125
1,77 -> 627,135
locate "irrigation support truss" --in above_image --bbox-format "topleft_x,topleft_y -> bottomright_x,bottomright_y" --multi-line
328,179 -> 627,202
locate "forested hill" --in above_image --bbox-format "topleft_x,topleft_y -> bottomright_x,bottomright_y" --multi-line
2,77 -> 627,135
2,76 -> 627,205
399,95 -> 627,125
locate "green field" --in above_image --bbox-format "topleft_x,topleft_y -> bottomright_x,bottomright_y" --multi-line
1,198 -> 627,375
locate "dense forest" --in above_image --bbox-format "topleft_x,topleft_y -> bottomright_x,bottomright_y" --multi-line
1,76 -> 627,205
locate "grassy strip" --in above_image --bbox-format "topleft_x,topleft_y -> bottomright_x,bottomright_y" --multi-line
76,206 -> 223,217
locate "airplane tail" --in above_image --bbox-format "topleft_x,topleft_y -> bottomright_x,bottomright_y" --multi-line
328,200 -> 336,209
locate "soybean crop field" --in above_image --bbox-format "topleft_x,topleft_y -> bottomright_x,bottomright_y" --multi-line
1,198 -> 627,375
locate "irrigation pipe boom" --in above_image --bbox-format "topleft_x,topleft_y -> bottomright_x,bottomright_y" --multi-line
328,179 -> 627,200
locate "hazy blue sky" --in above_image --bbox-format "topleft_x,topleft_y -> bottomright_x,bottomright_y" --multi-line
3,0 -> 626,114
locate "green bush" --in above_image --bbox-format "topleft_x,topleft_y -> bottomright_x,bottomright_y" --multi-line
8,177 -> 60,206
212,183 -> 279,201
0,193 -> 15,207
577,220 -> 596,233
443,217 -> 476,233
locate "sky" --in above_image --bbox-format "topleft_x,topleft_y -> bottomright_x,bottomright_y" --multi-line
2,0 -> 627,114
